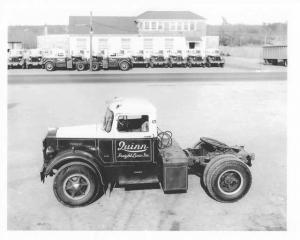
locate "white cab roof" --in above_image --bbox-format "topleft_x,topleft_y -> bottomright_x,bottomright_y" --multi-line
108,97 -> 156,117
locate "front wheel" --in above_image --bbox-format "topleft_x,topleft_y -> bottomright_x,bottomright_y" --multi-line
92,62 -> 99,71
119,61 -> 130,71
45,62 -> 55,71
205,158 -> 252,202
53,165 -> 99,207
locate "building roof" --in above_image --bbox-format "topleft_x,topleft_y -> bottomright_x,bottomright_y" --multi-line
69,16 -> 138,35
137,11 -> 205,20
108,97 -> 156,116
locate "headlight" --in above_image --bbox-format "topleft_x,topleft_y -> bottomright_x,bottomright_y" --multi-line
45,145 -> 55,155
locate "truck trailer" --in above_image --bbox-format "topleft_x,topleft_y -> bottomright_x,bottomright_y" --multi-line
262,45 -> 287,66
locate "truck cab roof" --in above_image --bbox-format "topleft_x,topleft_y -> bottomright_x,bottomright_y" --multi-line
108,98 -> 156,117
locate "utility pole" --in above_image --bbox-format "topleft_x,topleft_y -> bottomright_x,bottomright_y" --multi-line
89,11 -> 93,71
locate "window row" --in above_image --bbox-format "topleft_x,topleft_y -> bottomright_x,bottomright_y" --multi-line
139,21 -> 203,31
75,38 -> 175,50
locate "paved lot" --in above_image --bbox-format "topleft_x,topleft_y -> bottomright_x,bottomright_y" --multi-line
7,73 -> 286,230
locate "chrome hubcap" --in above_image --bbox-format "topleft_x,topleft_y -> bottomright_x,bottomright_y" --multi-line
217,169 -> 243,195
63,174 -> 91,200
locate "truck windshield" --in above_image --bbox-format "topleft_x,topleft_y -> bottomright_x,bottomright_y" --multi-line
103,108 -> 114,132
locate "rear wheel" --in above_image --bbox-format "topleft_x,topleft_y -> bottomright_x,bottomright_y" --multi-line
119,61 -> 130,71
53,164 -> 99,207
76,62 -> 85,71
45,62 -> 55,71
205,157 -> 252,202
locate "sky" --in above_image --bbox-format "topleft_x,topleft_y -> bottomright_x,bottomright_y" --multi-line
1,0 -> 295,26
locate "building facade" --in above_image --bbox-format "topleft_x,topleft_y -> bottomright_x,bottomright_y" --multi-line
38,11 -> 212,57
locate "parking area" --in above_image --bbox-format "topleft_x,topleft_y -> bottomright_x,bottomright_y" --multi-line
7,74 -> 286,230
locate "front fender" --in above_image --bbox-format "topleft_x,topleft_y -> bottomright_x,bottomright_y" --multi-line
41,149 -> 103,183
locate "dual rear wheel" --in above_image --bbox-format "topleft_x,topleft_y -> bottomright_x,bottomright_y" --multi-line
203,155 -> 252,202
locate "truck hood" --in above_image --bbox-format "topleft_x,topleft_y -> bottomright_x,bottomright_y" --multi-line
55,124 -> 110,138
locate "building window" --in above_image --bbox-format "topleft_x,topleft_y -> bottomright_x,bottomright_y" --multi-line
164,22 -> 169,31
151,22 -> 157,30
190,22 -> 195,31
144,21 -> 150,30
76,38 -> 87,50
121,38 -> 131,50
98,38 -> 108,50
165,38 -> 174,50
177,22 -> 182,31
170,22 -> 176,31
184,22 -> 189,31
158,22 -> 163,30
196,21 -> 203,31
144,38 -> 153,50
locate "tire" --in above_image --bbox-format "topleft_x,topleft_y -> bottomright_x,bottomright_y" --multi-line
119,61 -> 130,71
76,62 -> 85,71
205,157 -> 252,202
45,62 -> 55,71
53,164 -> 99,207
92,62 -> 99,71
203,154 -> 236,186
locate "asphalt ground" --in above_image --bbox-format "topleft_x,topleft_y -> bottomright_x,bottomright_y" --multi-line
7,72 -> 286,230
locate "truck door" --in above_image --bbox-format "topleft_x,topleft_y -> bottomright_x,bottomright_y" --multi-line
55,57 -> 67,68
114,114 -> 153,163
108,57 -> 119,68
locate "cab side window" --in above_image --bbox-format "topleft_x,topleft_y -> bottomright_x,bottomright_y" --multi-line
117,115 -> 149,132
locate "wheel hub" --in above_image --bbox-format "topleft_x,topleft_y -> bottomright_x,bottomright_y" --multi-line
63,174 -> 91,200
218,170 -> 243,195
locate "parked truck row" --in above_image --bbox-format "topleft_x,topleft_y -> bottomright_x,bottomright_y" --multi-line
8,49 -> 225,71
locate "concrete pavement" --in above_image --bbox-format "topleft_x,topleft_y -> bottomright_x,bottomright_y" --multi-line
7,74 -> 286,230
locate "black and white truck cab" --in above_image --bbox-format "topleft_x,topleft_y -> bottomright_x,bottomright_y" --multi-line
41,98 -> 255,207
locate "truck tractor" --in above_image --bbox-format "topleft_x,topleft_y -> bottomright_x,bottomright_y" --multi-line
205,49 -> 225,67
148,55 -> 168,68
40,98 -> 254,207
43,54 -> 88,71
102,54 -> 132,71
167,55 -> 187,68
7,49 -> 26,69
25,49 -> 43,69
187,55 -> 206,67
131,55 -> 149,68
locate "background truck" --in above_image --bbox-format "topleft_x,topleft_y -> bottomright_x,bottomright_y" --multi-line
43,54 -> 88,71
131,54 -> 149,68
167,55 -> 187,68
187,55 -> 206,67
205,48 -> 225,67
25,49 -> 43,69
102,54 -> 132,71
262,45 -> 287,66
7,49 -> 26,69
40,98 -> 255,207
148,55 -> 168,68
